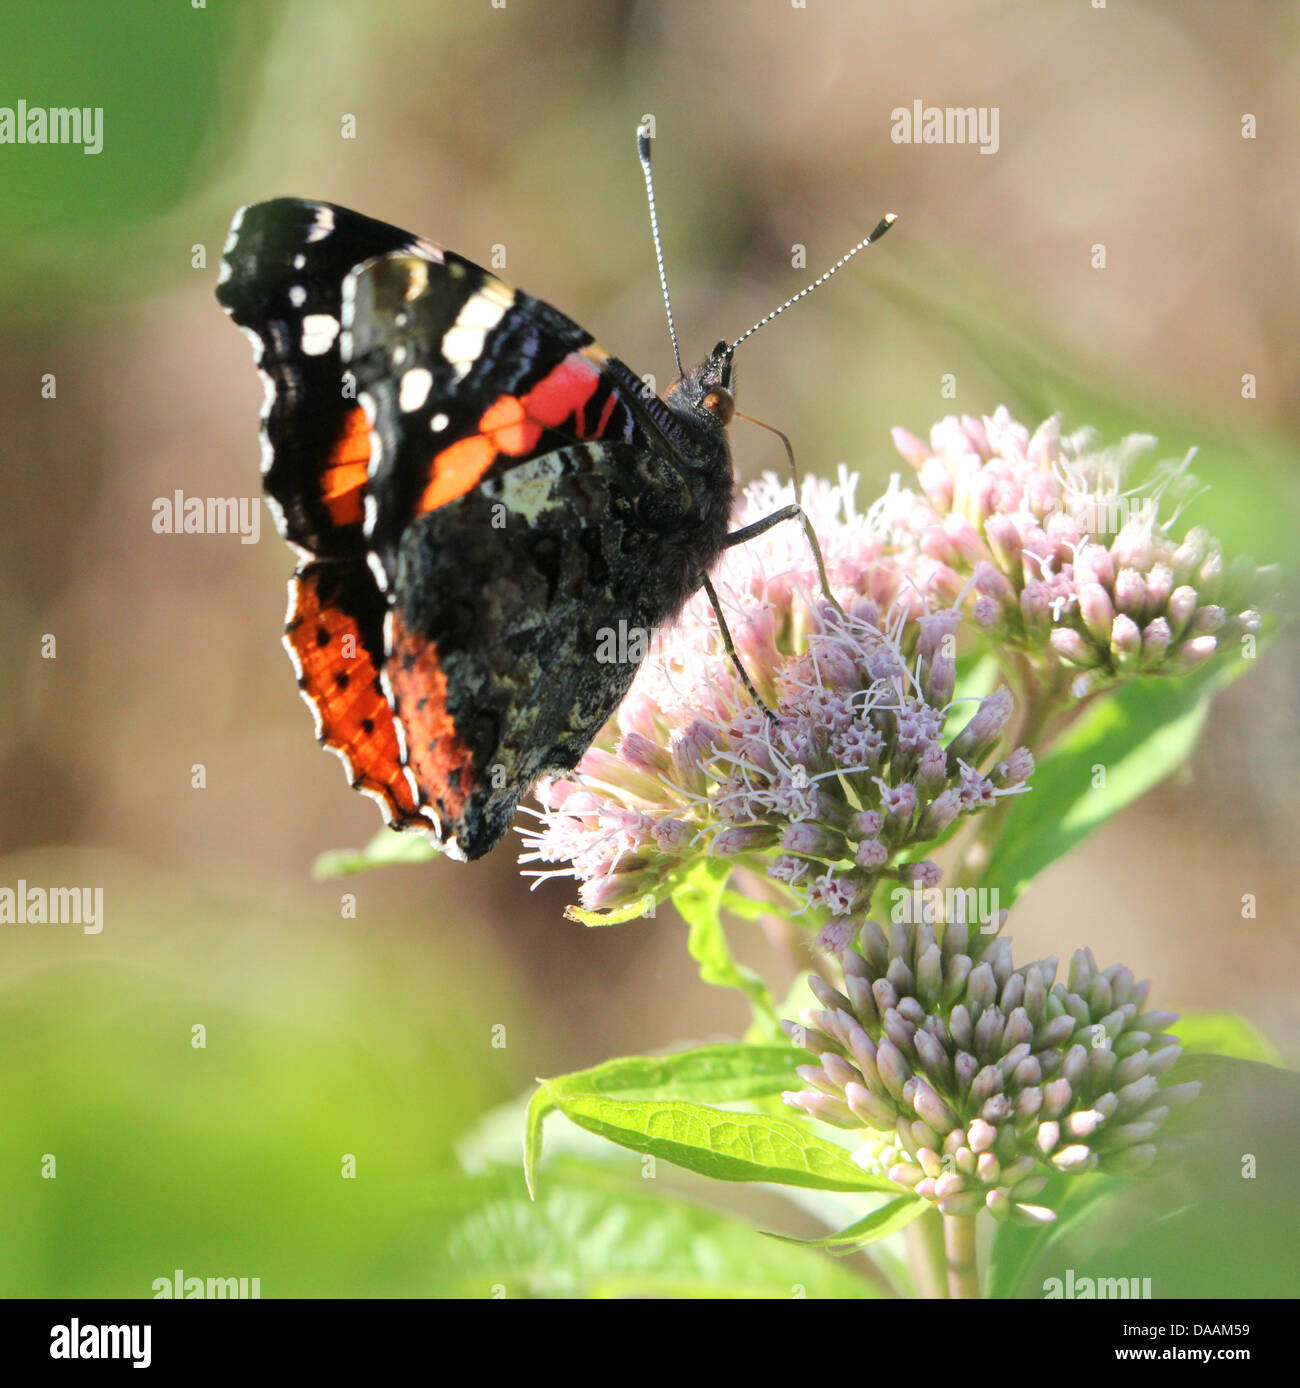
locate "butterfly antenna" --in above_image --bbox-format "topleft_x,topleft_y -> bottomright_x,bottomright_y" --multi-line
728,212 -> 898,354
637,119 -> 684,379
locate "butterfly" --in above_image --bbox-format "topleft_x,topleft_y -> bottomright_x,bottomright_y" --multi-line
216,125 -> 894,859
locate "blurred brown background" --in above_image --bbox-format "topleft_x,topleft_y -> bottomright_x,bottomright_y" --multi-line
2,0 -> 1298,1110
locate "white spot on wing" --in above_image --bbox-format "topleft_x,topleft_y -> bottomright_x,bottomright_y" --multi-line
430,412 -> 449,433
399,367 -> 433,413
222,205 -> 247,257
441,286 -> 512,382
458,289 -> 512,328
264,494 -> 289,538
441,326 -> 484,376
288,285 -> 306,307
301,313 -> 339,356
306,205 -> 335,242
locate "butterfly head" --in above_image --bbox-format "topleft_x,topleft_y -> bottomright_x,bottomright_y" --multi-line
637,124 -> 894,446
666,339 -> 735,431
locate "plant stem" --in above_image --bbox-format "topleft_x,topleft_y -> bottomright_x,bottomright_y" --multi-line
943,1212 -> 980,1298
907,1209 -> 949,1299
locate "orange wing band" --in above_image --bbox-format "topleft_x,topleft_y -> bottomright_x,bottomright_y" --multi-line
386,614 -> 477,820
285,571 -> 419,821
319,406 -> 371,527
417,352 -> 603,513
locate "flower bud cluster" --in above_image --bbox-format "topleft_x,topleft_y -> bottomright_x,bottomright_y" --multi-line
784,919 -> 1198,1222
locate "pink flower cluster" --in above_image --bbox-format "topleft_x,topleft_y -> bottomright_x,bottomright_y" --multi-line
520,411 -> 1266,912
520,471 -> 1032,915
888,408 -> 1264,693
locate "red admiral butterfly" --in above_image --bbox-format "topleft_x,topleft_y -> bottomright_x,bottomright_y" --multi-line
217,124 -> 894,859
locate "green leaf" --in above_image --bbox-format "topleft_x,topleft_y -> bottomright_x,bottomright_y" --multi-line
1017,1056 -> 1300,1298
311,828 -> 442,878
426,1159 -> 886,1297
766,1193 -> 928,1251
524,1043 -> 805,1196
535,1090 -> 898,1194
673,859 -> 776,1028
1173,1011 -> 1281,1065
985,1172 -> 1115,1299
979,655 -> 1253,907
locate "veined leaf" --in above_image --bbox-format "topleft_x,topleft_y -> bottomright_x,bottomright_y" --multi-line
524,1043 -> 805,1196
534,1090 -> 898,1194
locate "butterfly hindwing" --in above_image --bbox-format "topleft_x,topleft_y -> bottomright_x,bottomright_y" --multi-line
284,559 -> 424,828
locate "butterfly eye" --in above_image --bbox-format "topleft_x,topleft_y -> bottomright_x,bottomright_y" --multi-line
701,387 -> 735,424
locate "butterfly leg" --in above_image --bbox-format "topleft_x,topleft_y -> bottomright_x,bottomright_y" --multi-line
702,503 -> 842,717
697,572 -> 778,721
722,504 -> 843,615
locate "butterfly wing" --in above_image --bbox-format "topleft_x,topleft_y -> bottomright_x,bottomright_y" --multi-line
283,559 -> 423,827
335,247 -> 729,857
219,201 -> 731,854
216,198 -> 438,556
218,201 -> 442,826
341,248 -> 656,578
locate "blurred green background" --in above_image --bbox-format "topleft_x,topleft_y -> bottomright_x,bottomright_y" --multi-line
1,0 -> 1297,1296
